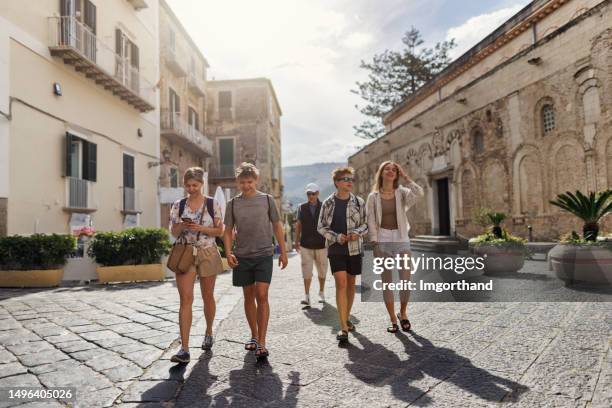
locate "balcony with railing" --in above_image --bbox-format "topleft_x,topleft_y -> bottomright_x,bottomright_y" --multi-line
209,163 -> 236,180
64,177 -> 97,212
160,109 -> 213,156
48,16 -> 155,112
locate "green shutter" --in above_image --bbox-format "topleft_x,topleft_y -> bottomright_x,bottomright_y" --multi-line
65,132 -> 73,177
82,141 -> 97,182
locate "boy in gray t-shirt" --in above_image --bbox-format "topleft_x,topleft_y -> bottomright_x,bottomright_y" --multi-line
223,163 -> 288,360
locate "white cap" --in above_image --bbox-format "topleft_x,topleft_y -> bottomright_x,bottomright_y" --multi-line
305,183 -> 320,193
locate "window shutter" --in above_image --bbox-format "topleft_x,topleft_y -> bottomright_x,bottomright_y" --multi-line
130,42 -> 139,70
60,0 -> 71,17
115,28 -> 122,56
82,141 -> 97,182
84,0 -> 96,34
65,132 -> 73,177
123,155 -> 135,188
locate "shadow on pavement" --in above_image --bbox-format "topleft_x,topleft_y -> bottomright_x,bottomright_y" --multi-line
345,330 -> 528,405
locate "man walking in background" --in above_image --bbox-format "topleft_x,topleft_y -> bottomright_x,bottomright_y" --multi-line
294,183 -> 328,307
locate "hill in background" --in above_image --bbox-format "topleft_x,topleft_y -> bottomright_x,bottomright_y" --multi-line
283,162 -> 345,208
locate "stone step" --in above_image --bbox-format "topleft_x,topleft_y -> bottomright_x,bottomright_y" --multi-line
411,235 -> 465,254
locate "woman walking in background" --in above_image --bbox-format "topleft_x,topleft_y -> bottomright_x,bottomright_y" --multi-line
366,161 -> 423,333
169,167 -> 225,363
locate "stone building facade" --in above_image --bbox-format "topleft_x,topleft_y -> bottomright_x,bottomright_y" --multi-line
158,0 -> 213,228
349,0 -> 612,241
206,78 -> 283,211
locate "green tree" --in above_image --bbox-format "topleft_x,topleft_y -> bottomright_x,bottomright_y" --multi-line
352,27 -> 456,139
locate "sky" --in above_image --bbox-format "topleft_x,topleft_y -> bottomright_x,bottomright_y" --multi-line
166,0 -> 531,167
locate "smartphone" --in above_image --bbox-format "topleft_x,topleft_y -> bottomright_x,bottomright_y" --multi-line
181,217 -> 194,223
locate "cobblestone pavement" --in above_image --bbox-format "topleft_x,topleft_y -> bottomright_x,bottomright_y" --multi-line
0,253 -> 611,407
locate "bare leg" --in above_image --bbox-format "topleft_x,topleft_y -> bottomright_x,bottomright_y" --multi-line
318,277 -> 326,293
199,275 -> 217,336
254,282 -> 270,347
346,274 -> 356,321
303,277 -> 312,295
242,285 -> 257,338
176,268 -> 197,349
334,271 -> 349,331
382,269 -> 397,324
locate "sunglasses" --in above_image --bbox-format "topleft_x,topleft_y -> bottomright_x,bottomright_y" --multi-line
336,177 -> 354,182
306,192 -> 317,196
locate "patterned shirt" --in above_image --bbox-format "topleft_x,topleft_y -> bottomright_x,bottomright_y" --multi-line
169,197 -> 222,247
317,193 -> 368,256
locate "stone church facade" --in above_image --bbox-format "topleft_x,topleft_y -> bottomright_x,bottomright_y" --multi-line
349,0 -> 612,241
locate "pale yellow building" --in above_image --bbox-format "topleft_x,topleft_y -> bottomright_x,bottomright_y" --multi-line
158,0 -> 212,228
0,0 -> 160,238
349,0 -> 611,248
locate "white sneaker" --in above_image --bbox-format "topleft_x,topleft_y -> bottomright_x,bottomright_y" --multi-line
319,292 -> 325,303
300,294 -> 310,306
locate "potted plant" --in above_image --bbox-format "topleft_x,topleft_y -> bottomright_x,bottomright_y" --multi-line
469,211 -> 527,275
88,227 -> 172,283
548,190 -> 612,284
0,234 -> 76,287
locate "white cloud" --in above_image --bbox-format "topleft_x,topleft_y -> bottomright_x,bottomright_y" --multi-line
445,4 -> 526,59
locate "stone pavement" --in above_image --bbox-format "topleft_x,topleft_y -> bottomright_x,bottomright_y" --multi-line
0,252 -> 611,407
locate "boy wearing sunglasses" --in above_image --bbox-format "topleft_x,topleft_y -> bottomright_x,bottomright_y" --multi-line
317,167 -> 368,342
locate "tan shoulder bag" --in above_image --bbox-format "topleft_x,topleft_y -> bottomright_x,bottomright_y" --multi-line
167,199 -> 206,274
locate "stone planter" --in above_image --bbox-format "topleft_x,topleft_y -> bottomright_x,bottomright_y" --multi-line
548,244 -> 612,285
0,269 -> 64,287
469,242 -> 525,275
96,264 -> 164,284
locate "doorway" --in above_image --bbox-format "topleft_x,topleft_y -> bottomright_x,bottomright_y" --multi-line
436,178 -> 450,236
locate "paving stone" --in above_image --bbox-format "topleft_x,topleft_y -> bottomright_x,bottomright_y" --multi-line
74,385 -> 122,408
0,329 -> 41,345
30,324 -> 68,338
123,329 -> 166,340
121,380 -> 180,403
38,365 -> 113,390
6,341 -> 56,356
0,373 -> 41,389
0,362 -> 27,378
129,314 -> 163,324
42,332 -> 83,345
0,349 -> 16,364
70,323 -> 107,334
84,354 -> 132,372
28,358 -> 82,375
0,319 -> 21,331
102,363 -> 144,382
124,348 -> 164,369
106,322 -> 150,334
19,350 -> 70,367
56,340 -> 99,353
79,330 -> 123,342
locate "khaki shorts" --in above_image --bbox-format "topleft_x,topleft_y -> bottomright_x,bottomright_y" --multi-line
300,247 -> 328,279
194,245 -> 224,278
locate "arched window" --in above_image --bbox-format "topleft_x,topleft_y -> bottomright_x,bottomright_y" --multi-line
472,128 -> 484,154
542,104 -> 555,134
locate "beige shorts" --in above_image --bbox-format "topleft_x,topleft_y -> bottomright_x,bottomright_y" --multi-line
193,245 -> 224,278
300,247 -> 328,279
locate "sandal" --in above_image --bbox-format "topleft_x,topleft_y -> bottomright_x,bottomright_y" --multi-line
346,320 -> 356,332
387,323 -> 399,333
245,338 -> 258,351
397,313 -> 411,332
256,345 -> 269,358
336,330 -> 349,341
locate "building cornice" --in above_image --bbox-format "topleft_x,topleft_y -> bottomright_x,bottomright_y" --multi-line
384,0 -> 574,126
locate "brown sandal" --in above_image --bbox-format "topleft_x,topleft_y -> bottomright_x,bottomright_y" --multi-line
387,323 -> 399,333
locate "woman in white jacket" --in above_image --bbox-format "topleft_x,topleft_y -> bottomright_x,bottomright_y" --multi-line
366,161 -> 424,333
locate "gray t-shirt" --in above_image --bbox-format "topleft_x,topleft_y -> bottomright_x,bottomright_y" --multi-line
224,191 -> 281,258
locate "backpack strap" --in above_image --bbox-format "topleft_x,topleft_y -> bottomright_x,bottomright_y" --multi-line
206,197 -> 215,221
267,194 -> 272,222
178,197 -> 187,217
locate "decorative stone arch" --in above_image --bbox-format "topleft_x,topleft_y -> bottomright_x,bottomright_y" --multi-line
512,144 -> 546,217
548,136 -> 586,209
469,125 -> 485,155
418,143 -> 433,175
454,161 -> 480,220
481,158 -> 510,213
